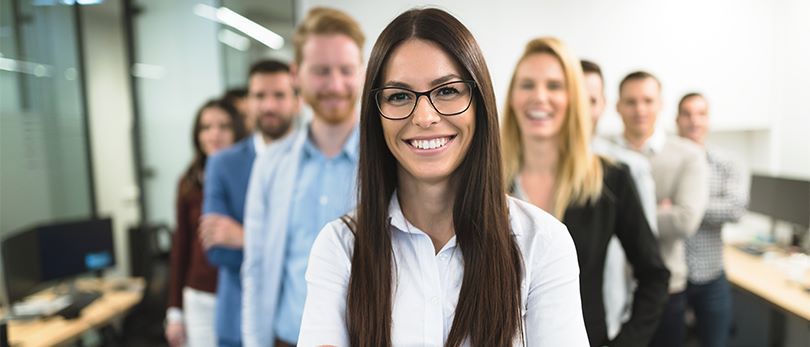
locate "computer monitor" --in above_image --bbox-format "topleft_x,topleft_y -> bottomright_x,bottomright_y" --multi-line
37,218 -> 116,281
749,174 -> 810,228
1,217 -> 115,305
0,226 -> 42,306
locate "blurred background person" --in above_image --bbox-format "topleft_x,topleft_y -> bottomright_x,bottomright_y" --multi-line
166,99 -> 247,347
676,92 -> 749,347
613,72 -> 709,347
502,37 -> 670,346
241,7 -> 364,347
581,59 -> 659,339
200,60 -> 299,347
223,88 -> 250,132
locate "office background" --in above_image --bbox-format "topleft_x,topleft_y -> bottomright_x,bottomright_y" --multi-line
2,0 -> 808,273
0,0 -> 808,344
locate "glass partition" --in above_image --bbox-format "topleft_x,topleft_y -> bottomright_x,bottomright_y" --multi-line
0,0 -> 94,238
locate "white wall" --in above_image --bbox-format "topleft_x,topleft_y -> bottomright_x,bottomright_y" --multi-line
81,1 -> 141,276
298,0 -> 809,179
771,0 -> 810,179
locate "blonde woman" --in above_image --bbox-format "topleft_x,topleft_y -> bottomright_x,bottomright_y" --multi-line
502,37 -> 670,347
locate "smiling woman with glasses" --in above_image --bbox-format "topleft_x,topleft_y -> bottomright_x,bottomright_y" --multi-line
297,8 -> 589,347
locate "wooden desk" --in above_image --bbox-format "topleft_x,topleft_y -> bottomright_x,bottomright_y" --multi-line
724,245 -> 810,321
6,277 -> 144,347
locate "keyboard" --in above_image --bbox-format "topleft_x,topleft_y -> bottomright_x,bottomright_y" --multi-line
735,243 -> 766,256
53,291 -> 103,319
10,295 -> 71,318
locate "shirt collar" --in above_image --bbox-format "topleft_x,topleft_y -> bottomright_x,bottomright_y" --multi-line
646,129 -> 667,154
616,128 -> 666,155
506,197 -> 523,236
343,124 -> 360,162
704,148 -> 717,163
387,191 -> 520,238
301,132 -> 319,160
387,191 -> 411,234
387,191 -> 459,250
252,132 -> 270,156
301,122 -> 360,162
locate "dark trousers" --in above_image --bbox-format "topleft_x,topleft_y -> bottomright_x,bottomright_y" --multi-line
650,291 -> 687,347
687,274 -> 732,347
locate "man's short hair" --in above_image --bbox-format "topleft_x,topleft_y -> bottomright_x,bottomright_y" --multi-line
223,88 -> 248,100
618,70 -> 661,95
248,59 -> 290,80
677,92 -> 706,114
293,7 -> 365,65
580,59 -> 603,81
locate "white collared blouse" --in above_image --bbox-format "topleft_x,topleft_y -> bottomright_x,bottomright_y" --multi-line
298,193 -> 589,347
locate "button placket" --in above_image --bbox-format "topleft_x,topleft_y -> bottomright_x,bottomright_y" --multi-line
317,158 -> 333,220
436,246 -> 459,335
426,236 -> 445,342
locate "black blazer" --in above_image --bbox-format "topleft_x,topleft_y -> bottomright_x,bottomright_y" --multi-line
562,160 -> 670,347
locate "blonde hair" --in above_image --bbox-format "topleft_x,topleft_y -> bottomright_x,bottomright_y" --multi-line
501,37 -> 603,218
293,7 -> 365,65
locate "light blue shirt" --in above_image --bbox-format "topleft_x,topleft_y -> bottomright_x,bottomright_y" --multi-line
241,122 -> 359,347
273,132 -> 358,343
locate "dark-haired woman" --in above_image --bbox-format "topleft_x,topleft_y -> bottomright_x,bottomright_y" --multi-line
166,99 -> 246,347
298,8 -> 588,347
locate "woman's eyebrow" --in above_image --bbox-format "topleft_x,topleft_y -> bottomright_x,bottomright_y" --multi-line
430,74 -> 462,86
382,80 -> 411,88
382,74 -> 463,89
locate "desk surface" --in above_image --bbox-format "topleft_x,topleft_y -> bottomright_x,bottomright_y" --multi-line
725,245 -> 810,321
6,277 -> 144,347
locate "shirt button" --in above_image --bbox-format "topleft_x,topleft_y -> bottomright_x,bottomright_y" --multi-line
439,254 -> 448,261
430,296 -> 439,305
319,195 -> 328,205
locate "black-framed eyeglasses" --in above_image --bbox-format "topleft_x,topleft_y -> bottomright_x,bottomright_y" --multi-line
371,80 -> 476,120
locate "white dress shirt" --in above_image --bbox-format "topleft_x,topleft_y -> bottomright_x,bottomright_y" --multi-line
298,193 -> 589,347
252,132 -> 270,156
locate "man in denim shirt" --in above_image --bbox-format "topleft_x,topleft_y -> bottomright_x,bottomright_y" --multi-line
201,60 -> 299,347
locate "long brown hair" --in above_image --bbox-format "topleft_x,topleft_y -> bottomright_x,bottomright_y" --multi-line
180,98 -> 247,194
347,8 -> 523,346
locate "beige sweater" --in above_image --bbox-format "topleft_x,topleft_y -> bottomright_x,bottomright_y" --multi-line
617,133 -> 709,293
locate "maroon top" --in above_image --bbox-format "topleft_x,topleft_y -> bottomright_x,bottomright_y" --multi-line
167,179 -> 218,309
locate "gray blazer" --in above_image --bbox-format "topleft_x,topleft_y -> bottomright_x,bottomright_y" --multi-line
644,134 -> 709,293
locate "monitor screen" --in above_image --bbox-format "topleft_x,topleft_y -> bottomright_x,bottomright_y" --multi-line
1,218 -> 115,304
749,174 -> 810,228
37,218 -> 116,281
1,226 -> 42,305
